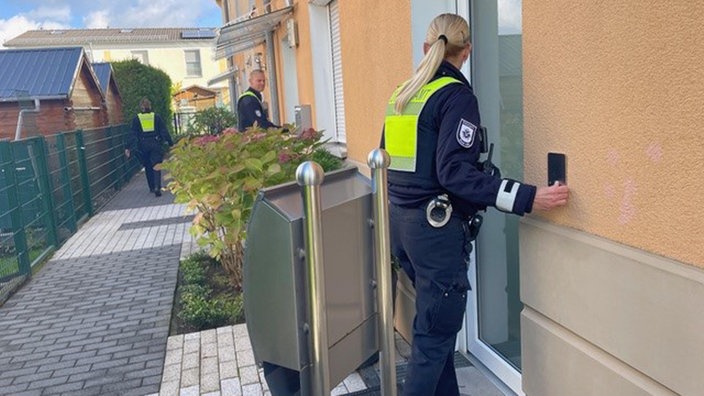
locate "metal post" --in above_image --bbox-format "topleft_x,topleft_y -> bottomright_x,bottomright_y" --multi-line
296,161 -> 330,396
35,138 -> 58,248
55,134 -> 77,234
368,148 -> 397,396
106,126 -> 122,190
75,131 -> 93,217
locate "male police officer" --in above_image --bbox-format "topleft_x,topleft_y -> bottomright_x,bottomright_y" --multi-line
237,69 -> 281,131
125,97 -> 173,197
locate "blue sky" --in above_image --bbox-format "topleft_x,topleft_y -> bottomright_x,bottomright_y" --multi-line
0,0 -> 223,47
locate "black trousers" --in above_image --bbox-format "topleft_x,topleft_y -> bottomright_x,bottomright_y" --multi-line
389,203 -> 471,396
137,138 -> 164,191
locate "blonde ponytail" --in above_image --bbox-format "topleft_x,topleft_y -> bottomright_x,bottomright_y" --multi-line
393,14 -> 471,114
394,39 -> 446,114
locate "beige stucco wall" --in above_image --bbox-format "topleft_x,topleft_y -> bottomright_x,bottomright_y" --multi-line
265,0 -> 317,125
523,1 -> 704,268
338,1 -> 412,163
285,1 -> 316,126
520,218 -> 704,395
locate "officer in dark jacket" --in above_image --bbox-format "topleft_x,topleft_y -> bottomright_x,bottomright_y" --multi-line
126,97 -> 173,197
237,69 -> 281,131
381,14 -> 569,396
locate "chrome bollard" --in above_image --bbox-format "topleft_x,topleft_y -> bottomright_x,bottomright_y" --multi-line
368,149 -> 397,396
296,161 -> 330,395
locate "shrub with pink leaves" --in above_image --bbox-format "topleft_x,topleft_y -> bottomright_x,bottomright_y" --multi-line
163,126 -> 343,290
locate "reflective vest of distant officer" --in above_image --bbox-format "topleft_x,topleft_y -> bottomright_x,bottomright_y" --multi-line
237,69 -> 280,131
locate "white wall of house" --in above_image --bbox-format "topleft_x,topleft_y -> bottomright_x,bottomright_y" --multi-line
87,43 -> 228,92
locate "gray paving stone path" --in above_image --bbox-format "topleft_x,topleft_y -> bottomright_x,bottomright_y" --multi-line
0,174 -> 194,396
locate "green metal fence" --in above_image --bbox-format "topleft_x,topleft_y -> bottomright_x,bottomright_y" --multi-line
0,124 -> 140,299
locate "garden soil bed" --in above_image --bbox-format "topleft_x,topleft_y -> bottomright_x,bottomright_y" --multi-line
169,257 -> 244,335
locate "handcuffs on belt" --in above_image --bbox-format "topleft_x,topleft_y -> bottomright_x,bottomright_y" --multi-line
425,194 -> 483,242
425,194 -> 453,228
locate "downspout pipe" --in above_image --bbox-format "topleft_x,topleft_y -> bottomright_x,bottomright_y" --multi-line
15,98 -> 41,141
223,0 -> 238,114
265,30 -> 281,125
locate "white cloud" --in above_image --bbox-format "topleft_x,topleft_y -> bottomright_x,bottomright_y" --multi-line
83,10 -> 110,29
1,16 -> 38,47
1,3 -> 74,49
0,15 -> 69,48
27,5 -> 72,24
83,0 -> 221,28
1,0 -> 221,48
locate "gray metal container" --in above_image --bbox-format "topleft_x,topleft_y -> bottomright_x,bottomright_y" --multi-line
243,166 -> 378,388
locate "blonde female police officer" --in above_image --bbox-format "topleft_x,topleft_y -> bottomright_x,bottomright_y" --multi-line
382,14 -> 569,396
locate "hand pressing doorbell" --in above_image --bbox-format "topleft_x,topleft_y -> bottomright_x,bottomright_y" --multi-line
548,152 -> 567,185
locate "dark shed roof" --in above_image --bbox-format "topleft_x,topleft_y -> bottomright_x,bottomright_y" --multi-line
91,62 -> 112,93
0,47 -> 84,101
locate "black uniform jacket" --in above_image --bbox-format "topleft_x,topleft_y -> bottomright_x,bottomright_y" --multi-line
381,61 -> 536,217
128,112 -> 173,151
237,88 -> 280,131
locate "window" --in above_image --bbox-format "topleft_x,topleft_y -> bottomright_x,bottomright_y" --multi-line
308,0 -> 345,144
185,50 -> 202,77
329,0 -> 346,143
131,50 -> 149,65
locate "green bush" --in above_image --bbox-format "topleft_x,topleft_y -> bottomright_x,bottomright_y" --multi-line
177,252 -> 244,331
163,127 -> 343,290
188,107 -> 237,135
180,258 -> 206,285
178,292 -> 244,330
311,148 -> 344,171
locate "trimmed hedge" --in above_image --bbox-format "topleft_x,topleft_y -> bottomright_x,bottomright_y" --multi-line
111,59 -> 174,134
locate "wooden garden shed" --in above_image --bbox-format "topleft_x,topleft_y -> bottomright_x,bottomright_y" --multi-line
0,47 -> 109,140
91,62 -> 124,125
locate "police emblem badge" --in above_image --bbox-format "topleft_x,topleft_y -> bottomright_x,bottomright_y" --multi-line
255,110 -> 262,117
456,119 -> 476,148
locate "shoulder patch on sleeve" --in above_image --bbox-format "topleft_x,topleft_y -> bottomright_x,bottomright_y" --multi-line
255,110 -> 262,117
456,119 -> 477,148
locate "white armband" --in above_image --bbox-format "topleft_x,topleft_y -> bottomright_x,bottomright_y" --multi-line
496,179 -> 520,213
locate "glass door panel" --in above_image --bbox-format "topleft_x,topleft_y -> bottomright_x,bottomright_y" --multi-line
463,0 -> 525,393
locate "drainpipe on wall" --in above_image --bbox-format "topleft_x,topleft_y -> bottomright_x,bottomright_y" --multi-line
223,0 -> 239,114
15,99 -> 41,141
265,30 -> 280,125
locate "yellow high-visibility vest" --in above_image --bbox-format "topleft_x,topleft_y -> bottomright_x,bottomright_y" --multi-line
238,91 -> 261,104
137,113 -> 155,133
384,77 -> 461,172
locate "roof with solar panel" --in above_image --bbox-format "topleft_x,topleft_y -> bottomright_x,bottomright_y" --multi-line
5,28 -> 217,47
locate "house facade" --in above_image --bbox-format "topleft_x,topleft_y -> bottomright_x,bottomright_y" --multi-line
4,28 -> 230,112
0,47 -> 109,140
217,1 -> 702,395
